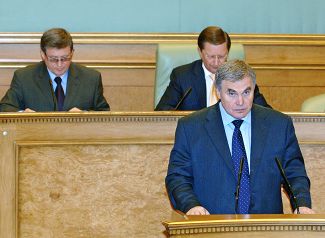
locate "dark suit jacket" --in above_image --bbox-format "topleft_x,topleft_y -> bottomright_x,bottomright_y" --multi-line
0,61 -> 110,112
165,103 -> 311,214
155,60 -> 271,110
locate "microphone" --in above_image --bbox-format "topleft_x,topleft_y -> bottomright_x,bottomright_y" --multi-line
235,157 -> 244,214
275,157 -> 300,214
173,87 -> 192,110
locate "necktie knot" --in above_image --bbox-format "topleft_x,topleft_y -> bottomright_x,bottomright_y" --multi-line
209,74 -> 215,81
54,77 -> 62,84
232,119 -> 243,129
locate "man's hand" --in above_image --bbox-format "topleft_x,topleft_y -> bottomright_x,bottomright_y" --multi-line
186,206 -> 210,215
295,207 -> 315,214
23,108 -> 35,112
69,107 -> 82,112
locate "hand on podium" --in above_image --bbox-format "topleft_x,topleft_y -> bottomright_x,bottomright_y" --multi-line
186,206 -> 210,215
295,207 -> 315,214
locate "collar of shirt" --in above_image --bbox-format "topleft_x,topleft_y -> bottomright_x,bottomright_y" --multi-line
48,69 -> 69,94
201,62 -> 213,78
219,102 -> 252,169
202,62 -> 215,106
219,102 -> 251,128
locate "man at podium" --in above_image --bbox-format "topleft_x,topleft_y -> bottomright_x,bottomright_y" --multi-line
165,59 -> 314,215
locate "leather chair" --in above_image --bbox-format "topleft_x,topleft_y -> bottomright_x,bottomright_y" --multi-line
301,93 -> 325,112
154,43 -> 245,107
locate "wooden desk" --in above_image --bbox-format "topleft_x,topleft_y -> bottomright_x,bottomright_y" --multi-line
1,33 -> 325,111
0,112 -> 324,238
163,213 -> 325,237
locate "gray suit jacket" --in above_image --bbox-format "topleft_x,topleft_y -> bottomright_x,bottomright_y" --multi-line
0,61 -> 110,111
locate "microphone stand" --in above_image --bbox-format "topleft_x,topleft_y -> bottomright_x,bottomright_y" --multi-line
275,157 -> 300,214
235,157 -> 244,214
173,87 -> 192,110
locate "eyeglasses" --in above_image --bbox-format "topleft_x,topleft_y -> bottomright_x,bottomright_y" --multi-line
46,54 -> 72,64
205,53 -> 228,62
203,51 -> 228,62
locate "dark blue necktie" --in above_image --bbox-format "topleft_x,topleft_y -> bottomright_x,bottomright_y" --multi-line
232,120 -> 250,214
54,77 -> 65,111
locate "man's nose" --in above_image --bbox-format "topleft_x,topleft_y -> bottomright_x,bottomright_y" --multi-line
57,60 -> 63,67
237,95 -> 244,105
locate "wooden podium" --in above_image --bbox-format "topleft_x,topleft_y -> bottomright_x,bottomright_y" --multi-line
0,112 -> 325,238
163,213 -> 325,238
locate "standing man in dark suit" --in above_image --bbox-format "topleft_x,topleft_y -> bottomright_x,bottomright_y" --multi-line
166,59 -> 314,215
0,28 -> 110,112
155,26 -> 270,110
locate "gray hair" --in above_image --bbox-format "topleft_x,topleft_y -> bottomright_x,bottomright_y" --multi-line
215,59 -> 256,90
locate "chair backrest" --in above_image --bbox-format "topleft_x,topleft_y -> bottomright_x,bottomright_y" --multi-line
154,43 -> 245,107
301,93 -> 325,112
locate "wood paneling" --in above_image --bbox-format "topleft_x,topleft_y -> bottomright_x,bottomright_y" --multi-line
18,143 -> 172,237
259,86 -> 325,111
256,68 -> 325,111
1,33 -> 325,111
0,66 -> 156,111
0,112 -> 325,238
245,45 -> 325,65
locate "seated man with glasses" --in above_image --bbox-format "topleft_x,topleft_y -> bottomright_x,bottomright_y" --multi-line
155,26 -> 271,111
0,28 -> 110,112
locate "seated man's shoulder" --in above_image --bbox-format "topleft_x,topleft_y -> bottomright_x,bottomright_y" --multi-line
16,62 -> 41,74
173,59 -> 201,76
14,62 -> 44,81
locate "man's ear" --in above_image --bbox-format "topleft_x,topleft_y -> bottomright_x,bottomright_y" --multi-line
40,50 -> 46,60
197,46 -> 203,58
216,87 -> 221,99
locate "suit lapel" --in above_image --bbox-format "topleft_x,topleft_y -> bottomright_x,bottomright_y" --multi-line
250,105 -> 269,180
36,62 -> 56,108
64,63 -> 81,109
204,103 -> 235,177
192,60 -> 207,108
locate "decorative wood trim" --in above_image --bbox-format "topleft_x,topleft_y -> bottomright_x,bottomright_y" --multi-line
0,62 -> 155,69
1,33 -> 325,45
163,214 -> 325,235
1,112 -> 325,124
3,63 -> 325,70
299,141 -> 325,145
0,112 -> 187,124
14,140 -> 174,146
168,223 -> 325,235
252,64 -> 325,70
286,112 -> 325,123
232,34 -> 325,45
